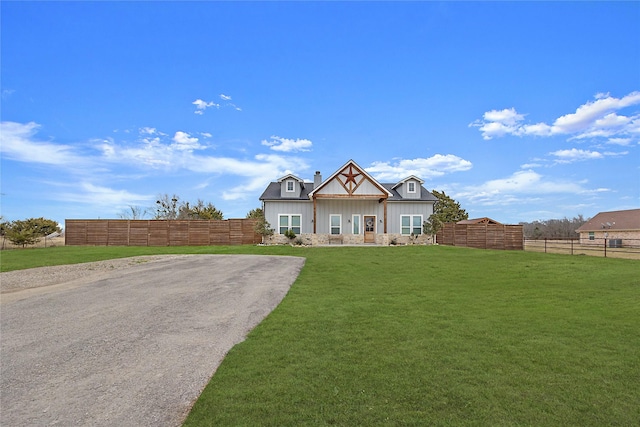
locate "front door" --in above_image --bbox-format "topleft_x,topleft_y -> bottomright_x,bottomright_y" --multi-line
364,216 -> 376,243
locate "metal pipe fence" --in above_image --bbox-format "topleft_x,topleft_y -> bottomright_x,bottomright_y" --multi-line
524,238 -> 640,259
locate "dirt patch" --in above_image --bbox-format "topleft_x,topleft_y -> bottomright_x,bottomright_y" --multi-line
1,255 -> 191,294
1,236 -> 65,250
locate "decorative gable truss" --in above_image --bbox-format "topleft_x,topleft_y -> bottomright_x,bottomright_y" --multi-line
309,160 -> 392,200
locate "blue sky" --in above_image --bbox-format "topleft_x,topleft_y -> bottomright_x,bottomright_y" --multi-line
1,1 -> 638,227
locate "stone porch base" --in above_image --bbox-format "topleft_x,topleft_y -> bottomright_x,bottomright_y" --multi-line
264,233 -> 434,246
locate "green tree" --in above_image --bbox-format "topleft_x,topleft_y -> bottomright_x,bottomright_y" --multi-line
180,199 -> 224,220
430,190 -> 468,224
3,217 -> 61,247
246,208 -> 264,219
423,215 -> 443,239
253,216 -> 274,242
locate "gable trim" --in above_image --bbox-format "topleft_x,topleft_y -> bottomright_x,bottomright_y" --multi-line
308,159 -> 393,199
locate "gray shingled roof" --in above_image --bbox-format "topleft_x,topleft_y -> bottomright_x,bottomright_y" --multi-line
259,182 -> 437,202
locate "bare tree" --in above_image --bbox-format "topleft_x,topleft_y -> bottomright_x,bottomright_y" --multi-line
117,205 -> 150,220
154,194 -> 180,219
520,215 -> 588,239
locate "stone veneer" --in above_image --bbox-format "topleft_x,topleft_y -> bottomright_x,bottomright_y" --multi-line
264,233 -> 435,246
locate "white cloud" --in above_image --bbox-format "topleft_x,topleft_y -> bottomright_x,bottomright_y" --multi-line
553,92 -> 640,134
2,89 -> 15,99
549,148 -> 627,163
194,95 -> 241,114
139,127 -> 158,135
261,136 -> 313,152
172,131 -> 202,151
456,170 -> 598,207
483,108 -> 525,126
366,155 -> 473,181
192,99 -> 219,115
549,148 -> 603,163
607,138 -> 632,146
471,91 -> 640,143
0,121 -> 86,166
57,182 -> 152,208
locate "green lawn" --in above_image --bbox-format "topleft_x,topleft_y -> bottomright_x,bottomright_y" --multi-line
2,245 -> 638,425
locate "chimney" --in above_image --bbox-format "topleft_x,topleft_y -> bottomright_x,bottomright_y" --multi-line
314,171 -> 322,189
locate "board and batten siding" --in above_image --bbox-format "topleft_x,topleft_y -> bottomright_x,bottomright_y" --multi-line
386,201 -> 434,234
264,200 -> 314,234
314,200 -> 381,234
265,199 -> 434,235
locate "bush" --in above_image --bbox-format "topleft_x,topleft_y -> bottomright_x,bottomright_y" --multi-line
2,217 -> 61,248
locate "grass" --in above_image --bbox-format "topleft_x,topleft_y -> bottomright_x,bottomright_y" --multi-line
2,245 -> 639,425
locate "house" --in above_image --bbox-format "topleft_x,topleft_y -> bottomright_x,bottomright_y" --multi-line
259,159 -> 438,245
575,208 -> 640,247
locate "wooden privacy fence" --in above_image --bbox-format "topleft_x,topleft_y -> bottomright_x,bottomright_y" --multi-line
436,223 -> 524,250
65,219 -> 261,246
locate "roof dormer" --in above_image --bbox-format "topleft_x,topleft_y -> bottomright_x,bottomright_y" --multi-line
277,174 -> 305,198
392,175 -> 424,199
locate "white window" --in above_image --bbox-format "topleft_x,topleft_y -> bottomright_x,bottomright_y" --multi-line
286,180 -> 295,192
279,214 -> 301,234
407,181 -> 416,193
401,215 -> 423,235
330,214 -> 341,235
352,215 -> 360,235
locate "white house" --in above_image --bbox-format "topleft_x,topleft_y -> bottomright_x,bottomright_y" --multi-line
259,159 -> 438,245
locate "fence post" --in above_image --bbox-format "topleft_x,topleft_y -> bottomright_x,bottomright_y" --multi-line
570,239 -> 573,255
604,238 -> 607,258
544,238 -> 547,253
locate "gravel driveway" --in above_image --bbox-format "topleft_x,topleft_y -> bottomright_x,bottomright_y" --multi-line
1,254 -> 305,426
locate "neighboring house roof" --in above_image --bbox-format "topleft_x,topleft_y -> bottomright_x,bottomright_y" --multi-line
575,209 -> 640,232
457,217 -> 502,225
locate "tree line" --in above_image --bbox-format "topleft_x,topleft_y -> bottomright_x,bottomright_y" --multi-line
118,194 -> 264,220
519,215 -> 588,239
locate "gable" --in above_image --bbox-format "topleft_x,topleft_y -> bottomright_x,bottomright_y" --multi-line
276,174 -> 306,198
309,160 -> 392,199
392,176 -> 424,199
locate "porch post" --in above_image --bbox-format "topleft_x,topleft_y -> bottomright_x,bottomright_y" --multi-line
383,198 -> 388,234
313,196 -> 317,234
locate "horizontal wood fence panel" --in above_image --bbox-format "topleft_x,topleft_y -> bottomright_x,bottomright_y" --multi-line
129,220 -> 149,246
65,219 -> 260,246
437,223 -> 523,250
